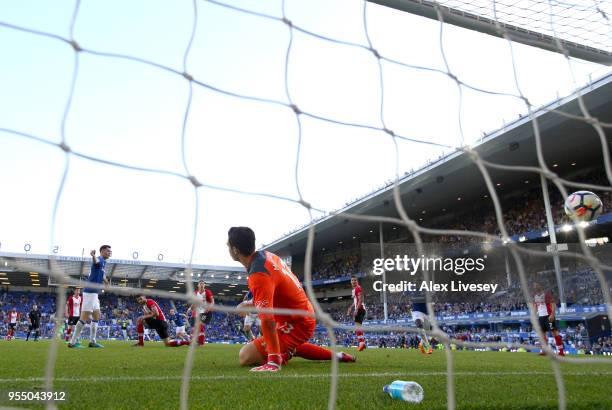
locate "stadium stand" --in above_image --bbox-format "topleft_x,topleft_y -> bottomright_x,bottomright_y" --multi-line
308,169 -> 612,282
0,290 -> 248,344
2,266 -> 609,354
2,155 -> 610,360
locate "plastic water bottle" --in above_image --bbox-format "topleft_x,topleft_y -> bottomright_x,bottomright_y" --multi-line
383,380 -> 424,403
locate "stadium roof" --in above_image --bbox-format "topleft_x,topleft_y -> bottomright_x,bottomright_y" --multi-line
265,73 -> 612,256
0,252 -> 248,297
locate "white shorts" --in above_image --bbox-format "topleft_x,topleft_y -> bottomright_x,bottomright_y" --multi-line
175,326 -> 186,334
412,311 -> 428,323
244,314 -> 260,327
82,292 -> 101,312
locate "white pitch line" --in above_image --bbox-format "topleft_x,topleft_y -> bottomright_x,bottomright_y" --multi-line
1,371 -> 612,383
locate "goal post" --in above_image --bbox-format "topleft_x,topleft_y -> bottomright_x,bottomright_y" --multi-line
368,0 -> 612,65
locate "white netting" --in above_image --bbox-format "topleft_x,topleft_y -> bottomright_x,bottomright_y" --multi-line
370,0 -> 611,64
435,0 -> 610,52
0,0 -> 611,409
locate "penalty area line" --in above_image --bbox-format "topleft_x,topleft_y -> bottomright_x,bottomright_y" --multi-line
1,371 -> 612,383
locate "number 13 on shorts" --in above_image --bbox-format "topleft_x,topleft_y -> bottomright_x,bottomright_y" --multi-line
278,322 -> 294,334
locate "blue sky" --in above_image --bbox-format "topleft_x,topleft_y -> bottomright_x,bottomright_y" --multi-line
0,0 -> 608,265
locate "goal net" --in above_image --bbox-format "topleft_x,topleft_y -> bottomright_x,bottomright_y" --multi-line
0,0 -> 610,409
370,0 -> 611,64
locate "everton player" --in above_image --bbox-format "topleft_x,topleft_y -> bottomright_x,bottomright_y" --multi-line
347,276 -> 367,351
228,226 -> 355,372
411,292 -> 433,355
168,308 -> 188,341
133,295 -> 189,347
69,245 -> 112,348
238,291 -> 260,341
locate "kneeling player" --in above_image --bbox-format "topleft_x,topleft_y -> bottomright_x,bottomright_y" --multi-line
134,295 -> 189,347
228,227 -> 355,372
411,295 -> 432,355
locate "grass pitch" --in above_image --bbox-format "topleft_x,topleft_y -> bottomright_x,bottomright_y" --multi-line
0,340 -> 611,409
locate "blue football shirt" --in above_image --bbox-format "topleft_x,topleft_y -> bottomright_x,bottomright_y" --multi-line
83,255 -> 107,294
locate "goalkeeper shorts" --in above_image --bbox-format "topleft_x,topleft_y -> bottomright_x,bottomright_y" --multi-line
253,318 -> 316,357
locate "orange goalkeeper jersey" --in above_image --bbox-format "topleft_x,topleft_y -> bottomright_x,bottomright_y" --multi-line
247,251 -> 314,323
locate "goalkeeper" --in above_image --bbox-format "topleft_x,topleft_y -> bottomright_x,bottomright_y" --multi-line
227,227 -> 355,372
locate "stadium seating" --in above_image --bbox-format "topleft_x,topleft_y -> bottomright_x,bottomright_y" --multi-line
309,170 -> 612,282
0,291 -> 247,343
3,267 -> 608,353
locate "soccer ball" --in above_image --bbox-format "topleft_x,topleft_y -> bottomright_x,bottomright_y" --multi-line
564,191 -> 603,222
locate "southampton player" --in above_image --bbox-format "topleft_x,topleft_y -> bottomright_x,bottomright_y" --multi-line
347,277 -> 367,351
168,308 -> 188,341
68,245 -> 111,348
534,282 -> 565,356
187,281 -> 214,346
238,291 -> 260,341
5,307 -> 18,340
134,295 -> 189,347
228,227 -> 355,372
411,293 -> 433,355
26,305 -> 41,341
65,288 -> 82,342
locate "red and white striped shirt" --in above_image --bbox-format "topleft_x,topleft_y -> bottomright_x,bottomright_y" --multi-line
143,299 -> 166,322
66,295 -> 83,317
352,285 -> 365,310
534,292 -> 554,317
193,289 -> 214,316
